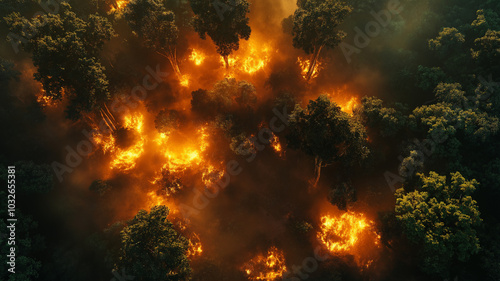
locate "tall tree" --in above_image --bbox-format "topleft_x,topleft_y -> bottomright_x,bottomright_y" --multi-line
124,0 -> 182,78
117,205 -> 191,281
292,0 -> 352,81
190,0 -> 251,69
395,172 -> 482,277
4,2 -> 115,120
287,95 -> 369,187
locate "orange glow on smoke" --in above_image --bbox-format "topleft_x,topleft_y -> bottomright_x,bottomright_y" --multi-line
147,191 -> 167,208
189,49 -> 206,66
297,57 -> 322,80
242,247 -> 287,281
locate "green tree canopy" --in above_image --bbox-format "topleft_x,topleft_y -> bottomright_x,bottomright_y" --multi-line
287,95 -> 369,186
124,0 -> 182,78
4,2 -> 115,120
395,171 -> 482,277
292,0 -> 352,80
118,205 -> 191,281
190,0 -> 251,68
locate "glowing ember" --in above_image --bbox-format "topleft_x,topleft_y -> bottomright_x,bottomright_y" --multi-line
298,57 -> 322,80
189,49 -> 206,66
110,0 -> 128,12
187,233 -> 203,258
270,134 -> 283,157
202,165 -> 224,189
242,247 -> 287,281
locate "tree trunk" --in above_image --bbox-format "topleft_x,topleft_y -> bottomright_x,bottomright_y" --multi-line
306,45 -> 324,81
223,55 -> 230,70
157,50 -> 182,79
311,156 -> 323,188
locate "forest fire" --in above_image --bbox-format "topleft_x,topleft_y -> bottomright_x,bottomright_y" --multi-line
242,247 -> 287,281
271,134 -> 283,157
110,0 -> 128,12
111,113 -> 145,171
180,75 -> 190,87
318,212 -> 381,266
187,233 -> 203,259
298,57 -> 322,80
189,49 -> 206,66
339,97 -> 359,115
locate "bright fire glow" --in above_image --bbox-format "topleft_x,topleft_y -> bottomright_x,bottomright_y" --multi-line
297,57 -> 322,80
218,44 -> 271,74
180,75 -> 190,87
187,233 -> 203,258
147,191 -> 167,208
189,49 -> 206,66
242,247 -> 287,281
339,97 -> 359,115
112,113 -> 145,171
271,134 -> 283,157
154,126 -> 210,173
110,0 -> 128,12
317,211 -> 381,267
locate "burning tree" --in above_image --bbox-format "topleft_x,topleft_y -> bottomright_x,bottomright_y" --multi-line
4,2 -> 115,119
117,205 -> 192,280
123,0 -> 182,78
287,95 -> 369,187
292,0 -> 352,81
190,0 -> 252,69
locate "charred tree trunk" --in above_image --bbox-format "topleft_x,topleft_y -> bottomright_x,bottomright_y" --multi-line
306,45 -> 324,81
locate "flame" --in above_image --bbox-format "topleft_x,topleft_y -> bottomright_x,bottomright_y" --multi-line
339,97 -> 359,115
110,0 -> 128,12
187,233 -> 203,258
147,191 -> 167,208
317,212 -> 381,267
179,75 -> 190,87
202,165 -> 224,188
270,134 -> 283,157
297,57 -> 322,80
154,126 -> 210,174
111,113 -> 145,171
242,247 -> 287,281
218,44 -> 271,75
189,49 -> 206,66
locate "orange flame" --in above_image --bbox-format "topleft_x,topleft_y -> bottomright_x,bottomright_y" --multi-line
187,233 -> 203,258
339,97 -> 359,115
242,247 -> 287,281
189,49 -> 206,66
110,0 -> 128,12
297,57 -> 322,80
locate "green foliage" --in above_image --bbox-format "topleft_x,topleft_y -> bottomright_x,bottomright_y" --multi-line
355,96 -> 408,137
395,172 -> 482,277
118,205 -> 191,281
190,0 -> 251,58
429,27 -> 465,54
191,78 -> 257,117
4,2 -> 115,119
124,0 -> 178,55
328,181 -> 357,211
89,179 -> 113,196
288,95 -> 369,166
292,0 -> 352,54
14,161 -> 53,194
